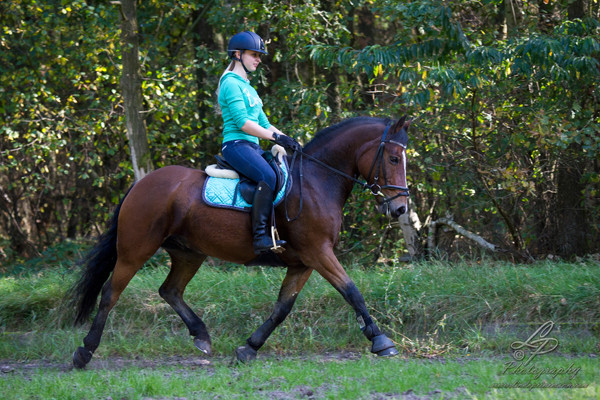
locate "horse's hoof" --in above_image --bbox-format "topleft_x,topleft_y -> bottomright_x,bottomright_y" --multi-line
371,334 -> 399,357
377,346 -> 399,357
193,337 -> 212,356
235,345 -> 257,363
72,347 -> 93,369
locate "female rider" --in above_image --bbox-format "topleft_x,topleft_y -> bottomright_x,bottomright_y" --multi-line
217,31 -> 301,254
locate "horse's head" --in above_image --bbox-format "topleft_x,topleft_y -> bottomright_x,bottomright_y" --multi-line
357,116 -> 410,218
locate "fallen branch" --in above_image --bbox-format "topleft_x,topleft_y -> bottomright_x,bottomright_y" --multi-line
428,214 -> 497,252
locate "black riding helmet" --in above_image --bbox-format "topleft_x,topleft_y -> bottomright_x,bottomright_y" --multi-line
227,31 -> 268,58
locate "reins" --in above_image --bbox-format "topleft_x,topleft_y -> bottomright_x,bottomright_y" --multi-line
284,123 -> 410,222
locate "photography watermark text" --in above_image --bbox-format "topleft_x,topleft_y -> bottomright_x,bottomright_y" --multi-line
492,320 -> 590,391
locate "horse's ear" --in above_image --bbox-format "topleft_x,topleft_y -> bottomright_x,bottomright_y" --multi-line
392,116 -> 406,132
389,115 -> 409,147
391,115 -> 410,133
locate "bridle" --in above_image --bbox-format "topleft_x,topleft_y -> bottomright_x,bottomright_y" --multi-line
284,122 -> 410,222
365,123 -> 410,203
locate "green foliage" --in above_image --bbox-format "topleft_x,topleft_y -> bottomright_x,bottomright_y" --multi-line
308,1 -> 600,255
0,1 -> 129,251
1,0 -> 599,259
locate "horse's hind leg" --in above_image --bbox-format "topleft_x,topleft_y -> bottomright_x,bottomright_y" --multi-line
159,252 -> 211,355
236,265 -> 313,362
73,258 -> 144,368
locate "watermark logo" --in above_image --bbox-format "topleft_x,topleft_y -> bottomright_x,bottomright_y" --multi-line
510,320 -> 558,366
491,321 -> 589,390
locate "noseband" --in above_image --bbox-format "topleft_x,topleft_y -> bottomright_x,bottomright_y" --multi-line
284,122 -> 410,222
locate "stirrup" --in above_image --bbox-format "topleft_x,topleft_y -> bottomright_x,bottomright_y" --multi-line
270,226 -> 285,254
253,227 -> 286,255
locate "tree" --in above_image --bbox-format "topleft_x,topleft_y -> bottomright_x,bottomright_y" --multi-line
547,0 -> 591,257
120,0 -> 153,181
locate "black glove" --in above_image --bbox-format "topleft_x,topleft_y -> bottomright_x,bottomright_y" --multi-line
272,133 -> 302,152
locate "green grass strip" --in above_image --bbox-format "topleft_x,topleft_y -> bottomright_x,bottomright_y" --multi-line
0,355 -> 598,399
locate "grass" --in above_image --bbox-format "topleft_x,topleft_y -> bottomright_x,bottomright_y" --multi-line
0,250 -> 599,361
0,245 -> 599,398
0,354 -> 598,399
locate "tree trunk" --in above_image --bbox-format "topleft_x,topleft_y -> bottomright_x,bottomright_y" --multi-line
191,5 -> 216,112
319,0 -> 343,118
190,6 -> 221,158
398,206 -> 423,258
0,187 -> 40,258
325,68 -> 342,119
505,0 -> 519,35
568,0 -> 586,19
493,1 -> 508,40
549,0 -> 590,258
554,144 -> 588,257
354,5 -> 376,48
537,0 -> 556,34
352,5 -> 377,108
120,0 -> 153,182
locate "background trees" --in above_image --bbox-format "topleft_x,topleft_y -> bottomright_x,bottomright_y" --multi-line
1,0 -> 599,261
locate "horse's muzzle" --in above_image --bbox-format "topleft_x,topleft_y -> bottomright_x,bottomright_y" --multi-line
392,205 -> 407,218
380,203 -> 407,218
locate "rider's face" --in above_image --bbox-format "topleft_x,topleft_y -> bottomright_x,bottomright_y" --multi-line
238,50 -> 262,72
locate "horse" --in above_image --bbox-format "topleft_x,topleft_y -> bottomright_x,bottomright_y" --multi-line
70,115 -> 411,368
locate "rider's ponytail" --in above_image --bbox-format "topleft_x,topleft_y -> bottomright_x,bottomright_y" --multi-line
214,61 -> 236,115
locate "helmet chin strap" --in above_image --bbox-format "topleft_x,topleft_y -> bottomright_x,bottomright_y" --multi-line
233,50 -> 251,74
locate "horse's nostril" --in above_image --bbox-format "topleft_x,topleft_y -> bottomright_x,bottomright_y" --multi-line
396,206 -> 406,217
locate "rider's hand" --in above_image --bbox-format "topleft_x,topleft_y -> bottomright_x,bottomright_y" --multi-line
272,133 -> 302,152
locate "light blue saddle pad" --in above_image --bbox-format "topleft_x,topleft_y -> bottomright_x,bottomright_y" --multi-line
202,159 -> 289,212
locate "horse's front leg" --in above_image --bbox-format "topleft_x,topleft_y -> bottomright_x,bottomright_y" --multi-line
236,265 -> 313,362
305,247 -> 398,357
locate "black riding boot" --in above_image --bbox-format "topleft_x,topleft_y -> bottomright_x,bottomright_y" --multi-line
252,181 -> 286,254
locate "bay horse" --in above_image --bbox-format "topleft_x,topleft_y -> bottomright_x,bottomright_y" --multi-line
70,116 -> 410,368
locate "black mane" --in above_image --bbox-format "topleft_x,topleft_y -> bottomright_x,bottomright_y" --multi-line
303,116 -> 391,151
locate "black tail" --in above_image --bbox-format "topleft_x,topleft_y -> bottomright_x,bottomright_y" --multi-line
69,186 -> 132,325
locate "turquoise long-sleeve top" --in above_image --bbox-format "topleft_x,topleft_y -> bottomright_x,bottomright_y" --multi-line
218,72 -> 272,144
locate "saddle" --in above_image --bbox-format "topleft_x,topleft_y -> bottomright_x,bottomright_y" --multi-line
203,145 -> 290,211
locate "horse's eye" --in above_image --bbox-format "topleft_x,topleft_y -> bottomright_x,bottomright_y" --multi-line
389,156 -> 399,165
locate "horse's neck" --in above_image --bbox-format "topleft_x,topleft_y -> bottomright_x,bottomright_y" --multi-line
304,125 -> 381,206
308,126 -> 379,176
